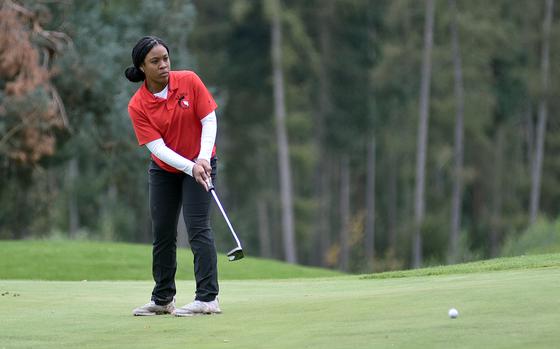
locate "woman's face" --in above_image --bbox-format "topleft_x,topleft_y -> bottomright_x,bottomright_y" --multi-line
141,44 -> 170,89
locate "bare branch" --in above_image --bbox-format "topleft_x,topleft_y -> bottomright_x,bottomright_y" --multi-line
47,82 -> 72,133
0,123 -> 26,151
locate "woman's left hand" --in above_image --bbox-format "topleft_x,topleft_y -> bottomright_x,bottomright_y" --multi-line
193,159 -> 212,191
195,158 -> 212,177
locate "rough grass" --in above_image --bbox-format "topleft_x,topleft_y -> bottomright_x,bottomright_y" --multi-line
362,253 -> 560,279
0,240 -> 342,280
501,218 -> 560,256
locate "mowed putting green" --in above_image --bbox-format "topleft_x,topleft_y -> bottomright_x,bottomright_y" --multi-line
1,269 -> 559,348
0,242 -> 559,348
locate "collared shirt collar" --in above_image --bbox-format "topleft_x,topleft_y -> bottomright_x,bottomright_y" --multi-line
139,72 -> 178,102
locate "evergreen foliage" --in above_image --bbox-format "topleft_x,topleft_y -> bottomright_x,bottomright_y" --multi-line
1,0 -> 559,272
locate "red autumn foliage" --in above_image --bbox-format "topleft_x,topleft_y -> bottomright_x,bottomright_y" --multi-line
0,0 -> 70,165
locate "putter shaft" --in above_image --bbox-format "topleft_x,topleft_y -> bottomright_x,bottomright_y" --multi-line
210,189 -> 242,248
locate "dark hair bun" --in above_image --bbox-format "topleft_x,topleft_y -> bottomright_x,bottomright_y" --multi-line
124,66 -> 145,82
126,36 -> 169,83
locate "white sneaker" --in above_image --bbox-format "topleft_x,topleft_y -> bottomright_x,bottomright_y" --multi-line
132,297 -> 175,316
174,298 -> 222,317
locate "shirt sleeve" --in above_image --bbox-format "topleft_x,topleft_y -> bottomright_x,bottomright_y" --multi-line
191,73 -> 218,120
198,111 -> 217,161
128,104 -> 161,146
146,138 -> 195,176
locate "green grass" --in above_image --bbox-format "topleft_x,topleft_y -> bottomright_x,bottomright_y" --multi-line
362,253 -> 560,279
501,217 -> 560,256
1,267 -> 559,348
0,240 -> 341,280
1,242 -> 559,348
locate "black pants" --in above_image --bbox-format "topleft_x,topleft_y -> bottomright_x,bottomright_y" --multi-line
148,158 -> 219,305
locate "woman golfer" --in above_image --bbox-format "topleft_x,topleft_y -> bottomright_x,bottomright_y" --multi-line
125,36 -> 221,317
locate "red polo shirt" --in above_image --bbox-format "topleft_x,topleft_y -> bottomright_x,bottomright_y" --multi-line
128,71 -> 218,173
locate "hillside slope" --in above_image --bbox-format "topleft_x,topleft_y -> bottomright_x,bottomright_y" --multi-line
0,240 -> 342,280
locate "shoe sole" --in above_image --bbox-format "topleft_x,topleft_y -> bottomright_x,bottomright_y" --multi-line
174,311 -> 221,317
133,311 -> 174,316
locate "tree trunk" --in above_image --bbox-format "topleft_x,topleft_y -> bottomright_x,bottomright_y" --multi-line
257,198 -> 272,258
339,155 -> 350,272
311,0 -> 334,266
388,154 -> 398,251
320,160 -> 334,267
270,0 -> 297,263
365,137 -> 376,268
256,149 -> 272,258
413,0 -> 435,268
67,158 -> 80,237
448,0 -> 465,264
525,103 -> 534,171
102,183 -> 118,241
311,162 -> 329,266
529,0 -> 554,225
490,127 -> 505,257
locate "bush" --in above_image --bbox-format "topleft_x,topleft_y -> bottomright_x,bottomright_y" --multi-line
501,217 -> 560,256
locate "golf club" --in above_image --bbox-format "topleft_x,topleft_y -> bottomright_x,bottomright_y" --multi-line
206,178 -> 244,261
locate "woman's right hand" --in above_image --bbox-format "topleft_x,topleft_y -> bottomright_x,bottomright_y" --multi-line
193,163 -> 210,191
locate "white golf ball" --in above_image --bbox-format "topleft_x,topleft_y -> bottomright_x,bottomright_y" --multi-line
448,308 -> 459,319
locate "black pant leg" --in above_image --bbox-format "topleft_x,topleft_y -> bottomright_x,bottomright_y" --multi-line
182,158 -> 219,302
149,161 -> 182,305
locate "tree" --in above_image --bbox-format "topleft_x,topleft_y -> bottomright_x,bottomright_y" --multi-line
339,155 -> 350,271
269,0 -> 297,263
448,0 -> 465,264
365,138 -> 376,266
311,0 -> 334,267
529,0 -> 554,225
0,0 -> 71,238
413,0 -> 435,268
0,0 -> 70,166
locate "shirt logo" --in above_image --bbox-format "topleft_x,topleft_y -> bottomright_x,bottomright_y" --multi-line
178,96 -> 190,109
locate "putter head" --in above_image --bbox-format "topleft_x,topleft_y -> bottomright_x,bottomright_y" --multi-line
227,246 -> 244,261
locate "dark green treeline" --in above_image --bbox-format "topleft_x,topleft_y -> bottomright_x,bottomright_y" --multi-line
0,0 -> 558,272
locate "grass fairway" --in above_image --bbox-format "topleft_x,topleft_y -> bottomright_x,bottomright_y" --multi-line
1,257 -> 559,348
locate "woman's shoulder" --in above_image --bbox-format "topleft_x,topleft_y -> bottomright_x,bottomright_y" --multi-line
128,87 -> 145,109
171,71 -> 209,94
171,70 -> 199,80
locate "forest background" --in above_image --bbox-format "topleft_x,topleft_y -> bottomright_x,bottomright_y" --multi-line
1,0 -> 559,272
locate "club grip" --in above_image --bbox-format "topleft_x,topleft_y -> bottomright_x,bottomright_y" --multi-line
206,177 -> 215,191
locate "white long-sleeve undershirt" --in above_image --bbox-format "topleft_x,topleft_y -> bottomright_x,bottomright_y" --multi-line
199,111 -> 217,161
145,111 -> 217,177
